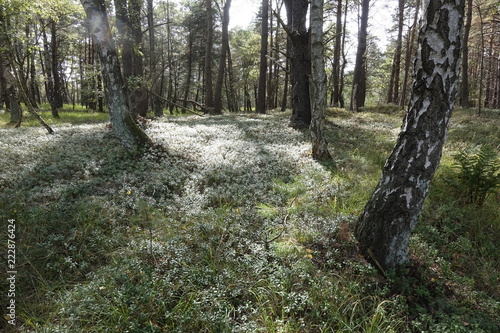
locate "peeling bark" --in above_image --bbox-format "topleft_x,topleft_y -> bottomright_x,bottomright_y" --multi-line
355,0 -> 465,271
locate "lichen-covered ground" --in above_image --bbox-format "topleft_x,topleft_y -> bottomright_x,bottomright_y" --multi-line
1,109 -> 498,332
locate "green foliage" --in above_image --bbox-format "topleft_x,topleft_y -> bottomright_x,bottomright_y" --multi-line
450,145 -> 500,206
1,107 -> 109,127
1,108 -> 499,332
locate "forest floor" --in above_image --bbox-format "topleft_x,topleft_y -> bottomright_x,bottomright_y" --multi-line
1,106 -> 499,332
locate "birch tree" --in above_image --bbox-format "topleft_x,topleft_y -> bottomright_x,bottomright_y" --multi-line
355,0 -> 465,271
80,0 -> 151,150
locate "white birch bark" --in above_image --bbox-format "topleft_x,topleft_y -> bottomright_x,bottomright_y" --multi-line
355,0 -> 465,271
80,0 -> 151,150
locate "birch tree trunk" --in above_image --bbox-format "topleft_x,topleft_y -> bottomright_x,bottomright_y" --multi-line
309,0 -> 330,160
80,0 -> 151,150
355,0 -> 465,271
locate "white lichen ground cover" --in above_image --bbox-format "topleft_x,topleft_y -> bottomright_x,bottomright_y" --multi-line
1,113 -> 334,210
1,112 -> 358,331
2,109 -> 499,332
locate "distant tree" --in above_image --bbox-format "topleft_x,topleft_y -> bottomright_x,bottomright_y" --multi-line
0,0 -> 54,133
115,0 -> 147,117
283,0 -> 311,128
309,0 -> 330,160
399,0 -> 420,107
213,0 -> 232,114
350,0 -> 369,112
80,0 -> 151,150
459,0 -> 473,107
387,0 -> 405,105
256,0 -> 269,114
41,19 -> 64,118
204,0 -> 214,112
355,0 -> 465,271
331,0 -> 345,108
146,0 -> 163,117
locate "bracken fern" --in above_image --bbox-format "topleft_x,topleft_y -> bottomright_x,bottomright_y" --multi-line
452,145 -> 500,206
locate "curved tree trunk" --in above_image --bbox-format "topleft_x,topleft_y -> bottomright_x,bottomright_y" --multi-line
81,0 -> 151,150
355,0 -> 465,271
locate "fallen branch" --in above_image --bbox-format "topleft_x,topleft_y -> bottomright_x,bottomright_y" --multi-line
145,89 -> 205,117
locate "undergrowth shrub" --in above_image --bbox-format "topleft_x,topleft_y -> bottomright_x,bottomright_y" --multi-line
449,145 -> 500,206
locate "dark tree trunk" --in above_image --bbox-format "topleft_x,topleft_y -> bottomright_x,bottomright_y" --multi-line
332,0 -> 343,107
355,0 -> 465,271
350,0 -> 369,112
204,0 -> 214,112
284,0 -> 311,128
484,24 -> 494,108
50,21 -> 63,118
257,0 -> 269,114
459,0 -> 473,107
387,0 -> 405,105
310,0 -> 330,160
1,61 -> 22,125
183,32 -> 194,112
338,0 -> 348,109
213,0 -> 231,114
166,1 -> 175,115
281,43 -> 290,111
399,0 -> 420,107
148,0 -> 163,117
81,0 -> 151,150
115,0 -> 147,117
226,43 -> 239,112
42,20 -> 63,118
267,2 -> 277,110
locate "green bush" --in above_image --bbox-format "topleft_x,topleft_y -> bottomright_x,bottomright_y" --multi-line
450,145 -> 500,206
